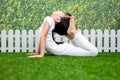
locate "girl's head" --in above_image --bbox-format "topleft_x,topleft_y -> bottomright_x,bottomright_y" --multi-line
52,12 -> 71,44
51,11 -> 66,23
53,12 -> 71,35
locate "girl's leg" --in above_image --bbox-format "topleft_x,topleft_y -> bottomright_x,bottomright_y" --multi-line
71,32 -> 98,56
46,32 -> 98,56
66,16 -> 98,56
52,42 -> 98,56
51,32 -> 98,56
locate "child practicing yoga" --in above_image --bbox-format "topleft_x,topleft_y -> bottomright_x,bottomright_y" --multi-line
28,11 -> 98,58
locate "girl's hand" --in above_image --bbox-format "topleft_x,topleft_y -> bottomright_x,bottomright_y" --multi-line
28,54 -> 44,58
27,52 -> 38,56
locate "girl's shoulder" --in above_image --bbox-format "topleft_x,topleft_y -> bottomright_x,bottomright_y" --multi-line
44,16 -> 55,27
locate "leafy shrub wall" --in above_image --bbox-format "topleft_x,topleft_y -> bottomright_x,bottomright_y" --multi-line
0,0 -> 120,31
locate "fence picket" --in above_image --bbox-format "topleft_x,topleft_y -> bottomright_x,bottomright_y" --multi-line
110,30 -> 116,52
104,30 -> 109,52
8,30 -> 14,52
96,29 -> 102,52
1,30 -> 7,52
117,30 -> 120,52
21,30 -> 27,52
15,30 -> 20,52
35,30 -> 40,52
90,29 -> 96,46
28,30 -> 34,52
83,29 -> 89,40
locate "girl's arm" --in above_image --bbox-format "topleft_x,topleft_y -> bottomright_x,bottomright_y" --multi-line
28,21 -> 50,58
39,21 -> 50,56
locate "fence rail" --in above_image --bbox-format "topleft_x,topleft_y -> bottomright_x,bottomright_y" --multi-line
0,29 -> 120,52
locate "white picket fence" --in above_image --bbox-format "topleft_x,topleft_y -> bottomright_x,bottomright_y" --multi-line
0,29 -> 120,52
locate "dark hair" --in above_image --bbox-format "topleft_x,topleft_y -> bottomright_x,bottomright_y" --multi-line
52,13 -> 71,44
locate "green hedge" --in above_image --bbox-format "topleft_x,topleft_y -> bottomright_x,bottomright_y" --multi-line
0,0 -> 120,31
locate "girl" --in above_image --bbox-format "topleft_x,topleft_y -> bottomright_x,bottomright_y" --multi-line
28,11 -> 98,58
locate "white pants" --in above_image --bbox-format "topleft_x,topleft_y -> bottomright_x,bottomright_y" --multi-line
47,32 -> 98,56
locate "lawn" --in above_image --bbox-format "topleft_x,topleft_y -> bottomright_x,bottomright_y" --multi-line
0,52 -> 120,80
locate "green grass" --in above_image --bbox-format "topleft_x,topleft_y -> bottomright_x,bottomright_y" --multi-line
0,52 -> 120,80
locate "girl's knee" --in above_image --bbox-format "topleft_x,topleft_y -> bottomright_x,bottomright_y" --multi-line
91,48 -> 98,56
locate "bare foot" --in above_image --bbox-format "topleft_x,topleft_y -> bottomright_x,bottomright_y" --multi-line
67,16 -> 77,39
28,54 -> 44,58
